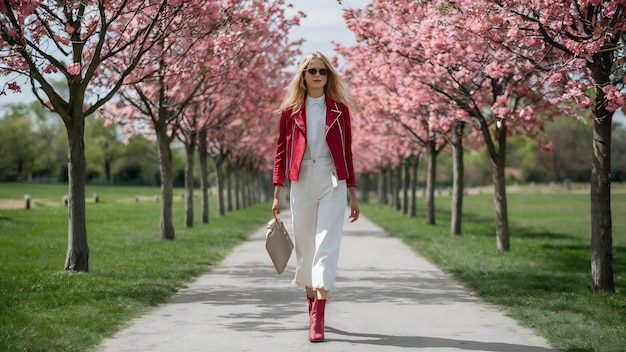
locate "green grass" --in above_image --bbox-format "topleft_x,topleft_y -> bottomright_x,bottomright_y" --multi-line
0,183 -> 270,352
361,189 -> 626,352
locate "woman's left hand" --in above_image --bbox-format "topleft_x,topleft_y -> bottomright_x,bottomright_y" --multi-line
347,186 -> 359,222
349,202 -> 360,223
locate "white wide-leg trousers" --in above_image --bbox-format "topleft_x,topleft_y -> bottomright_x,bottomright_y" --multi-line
290,157 -> 347,291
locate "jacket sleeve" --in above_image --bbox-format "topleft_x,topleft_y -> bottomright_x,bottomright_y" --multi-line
272,110 -> 288,186
344,107 -> 357,188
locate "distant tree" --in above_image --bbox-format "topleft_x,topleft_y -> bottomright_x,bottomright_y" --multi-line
113,135 -> 159,186
611,121 -> 626,182
84,118 -> 124,184
0,109 -> 36,180
543,118 -> 593,182
28,102 -> 68,181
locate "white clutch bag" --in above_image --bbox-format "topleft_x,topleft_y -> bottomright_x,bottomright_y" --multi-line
265,218 -> 294,275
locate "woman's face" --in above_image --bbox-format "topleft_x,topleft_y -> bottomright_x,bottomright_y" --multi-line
303,58 -> 328,92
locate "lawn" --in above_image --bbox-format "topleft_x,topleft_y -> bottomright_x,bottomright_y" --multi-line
360,184 -> 626,352
0,183 -> 270,352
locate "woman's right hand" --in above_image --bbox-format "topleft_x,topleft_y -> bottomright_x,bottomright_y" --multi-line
272,185 -> 282,222
272,198 -> 280,221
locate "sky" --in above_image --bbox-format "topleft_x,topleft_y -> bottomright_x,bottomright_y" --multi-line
284,0 -> 369,58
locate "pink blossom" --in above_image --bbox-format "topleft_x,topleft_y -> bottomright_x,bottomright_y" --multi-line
65,22 -> 75,35
604,2 -> 618,17
7,81 -> 21,93
43,64 -> 57,74
43,100 -> 55,111
548,72 -> 564,86
602,84 -> 625,112
495,95 -> 508,106
540,141 -> 553,153
67,62 -> 81,76
578,96 -> 593,110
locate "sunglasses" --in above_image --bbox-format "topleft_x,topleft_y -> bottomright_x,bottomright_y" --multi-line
305,68 -> 328,76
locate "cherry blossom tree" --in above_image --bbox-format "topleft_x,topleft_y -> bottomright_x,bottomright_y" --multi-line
479,0 -> 625,292
335,42 -> 428,217
103,0 -> 301,237
341,0 -> 557,250
0,0 -> 184,271
339,4 -> 462,227
103,3 -> 227,239
176,1 -> 301,226
341,0 -> 622,291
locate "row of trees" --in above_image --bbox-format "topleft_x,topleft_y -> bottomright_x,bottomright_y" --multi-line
1,0 -> 302,272
4,105 -> 626,188
336,0 -> 624,292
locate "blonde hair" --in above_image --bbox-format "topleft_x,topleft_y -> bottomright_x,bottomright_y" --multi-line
277,51 -> 353,115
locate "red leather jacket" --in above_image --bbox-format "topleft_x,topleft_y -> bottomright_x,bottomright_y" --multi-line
273,96 -> 356,188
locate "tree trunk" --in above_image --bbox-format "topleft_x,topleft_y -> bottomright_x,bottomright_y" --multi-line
226,166 -> 233,212
247,169 -> 252,206
198,131 -> 209,224
361,173 -> 370,203
410,155 -> 419,218
403,160 -> 410,215
394,165 -> 401,211
451,120 -> 465,236
235,167 -> 241,210
587,54 -> 615,292
246,170 -> 251,206
247,168 -> 254,207
492,123 -> 509,251
156,122 -> 175,240
378,168 -> 386,204
388,168 -> 393,207
184,134 -> 196,228
64,115 -> 89,271
248,168 -> 253,207
425,140 -> 437,225
590,94 -> 614,292
215,158 -> 226,216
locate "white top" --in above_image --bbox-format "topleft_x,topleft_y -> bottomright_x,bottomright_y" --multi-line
303,95 -> 331,160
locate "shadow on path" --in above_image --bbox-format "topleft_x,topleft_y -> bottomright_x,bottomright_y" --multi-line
325,327 -> 559,352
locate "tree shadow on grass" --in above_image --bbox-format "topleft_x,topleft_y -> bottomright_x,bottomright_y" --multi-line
460,211 -> 578,241
451,240 -> 626,295
538,243 -> 626,281
0,214 -> 18,222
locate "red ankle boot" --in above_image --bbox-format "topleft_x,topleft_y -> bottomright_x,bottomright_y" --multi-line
307,295 -> 315,327
309,299 -> 326,342
307,295 -> 315,314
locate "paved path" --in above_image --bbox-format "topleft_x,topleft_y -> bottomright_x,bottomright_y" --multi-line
95,211 -> 558,352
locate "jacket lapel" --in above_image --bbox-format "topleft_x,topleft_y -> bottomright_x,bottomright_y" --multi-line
326,99 -> 342,134
294,106 -> 306,134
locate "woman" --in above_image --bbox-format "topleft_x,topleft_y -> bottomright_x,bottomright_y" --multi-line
272,51 -> 360,343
